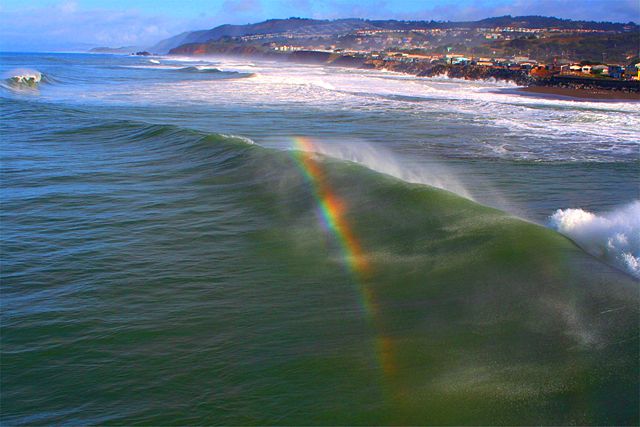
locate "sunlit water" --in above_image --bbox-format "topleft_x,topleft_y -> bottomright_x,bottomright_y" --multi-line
2,52 -> 638,425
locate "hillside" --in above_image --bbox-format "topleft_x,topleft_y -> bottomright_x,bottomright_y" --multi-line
149,16 -> 638,53
89,46 -> 140,54
369,15 -> 637,30
149,18 -> 376,53
491,32 -> 640,63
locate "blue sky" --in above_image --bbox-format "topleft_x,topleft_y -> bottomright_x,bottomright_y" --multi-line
1,0 -> 638,51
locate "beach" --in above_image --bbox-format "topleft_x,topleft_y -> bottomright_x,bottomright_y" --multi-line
518,85 -> 640,101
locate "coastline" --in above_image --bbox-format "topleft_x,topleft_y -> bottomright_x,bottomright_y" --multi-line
166,46 -> 640,101
509,86 -> 640,102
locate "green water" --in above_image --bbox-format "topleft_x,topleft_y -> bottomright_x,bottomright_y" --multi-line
1,53 -> 638,425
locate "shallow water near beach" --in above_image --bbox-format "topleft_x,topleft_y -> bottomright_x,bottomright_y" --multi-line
1,52 -> 639,425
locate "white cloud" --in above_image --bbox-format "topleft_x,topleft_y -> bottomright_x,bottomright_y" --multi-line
0,3 -> 194,51
58,1 -> 78,14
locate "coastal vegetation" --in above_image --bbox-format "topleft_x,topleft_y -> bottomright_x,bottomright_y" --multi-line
491,32 -> 639,63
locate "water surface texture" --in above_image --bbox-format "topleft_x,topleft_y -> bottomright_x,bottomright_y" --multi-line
1,52 -> 639,425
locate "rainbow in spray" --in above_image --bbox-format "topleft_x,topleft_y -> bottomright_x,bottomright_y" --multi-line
290,136 -> 396,378
290,137 -> 371,281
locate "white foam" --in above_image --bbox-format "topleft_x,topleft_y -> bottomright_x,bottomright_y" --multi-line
193,65 -> 220,71
27,56 -> 639,162
549,201 -> 640,278
221,134 -> 255,145
4,68 -> 42,85
123,65 -> 182,70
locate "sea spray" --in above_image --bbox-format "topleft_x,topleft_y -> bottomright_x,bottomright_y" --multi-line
289,138 -> 473,200
550,201 -> 640,278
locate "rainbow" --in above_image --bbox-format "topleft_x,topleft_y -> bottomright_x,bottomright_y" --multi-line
290,137 -> 371,286
290,136 -> 396,380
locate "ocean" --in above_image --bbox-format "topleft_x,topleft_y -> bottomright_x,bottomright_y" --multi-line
1,52 -> 638,425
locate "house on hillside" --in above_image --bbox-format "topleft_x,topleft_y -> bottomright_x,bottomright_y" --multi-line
530,64 -> 552,77
591,64 -> 609,75
607,65 -> 624,79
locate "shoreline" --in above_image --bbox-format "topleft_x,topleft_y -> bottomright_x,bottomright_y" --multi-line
507,86 -> 640,102
166,47 -> 640,101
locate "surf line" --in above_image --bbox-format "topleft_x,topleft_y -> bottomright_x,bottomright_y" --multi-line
290,136 -> 397,380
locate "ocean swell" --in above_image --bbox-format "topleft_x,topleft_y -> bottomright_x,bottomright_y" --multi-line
3,97 -> 638,425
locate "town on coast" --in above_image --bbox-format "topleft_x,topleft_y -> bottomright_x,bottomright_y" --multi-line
116,16 -> 640,98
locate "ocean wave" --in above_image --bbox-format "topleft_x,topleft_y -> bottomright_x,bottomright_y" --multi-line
175,65 -> 256,79
39,115 -> 634,296
550,201 -> 640,278
3,68 -> 44,88
178,65 -> 224,73
288,138 -> 473,200
2,96 -> 636,281
4,104 -> 638,424
120,64 -> 255,79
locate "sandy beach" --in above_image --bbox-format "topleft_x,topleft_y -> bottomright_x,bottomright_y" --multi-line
516,85 -> 640,101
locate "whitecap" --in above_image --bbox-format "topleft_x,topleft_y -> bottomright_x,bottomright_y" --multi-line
549,201 -> 640,278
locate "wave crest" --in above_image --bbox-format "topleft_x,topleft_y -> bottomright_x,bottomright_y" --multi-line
3,68 -> 43,87
290,139 -> 473,199
179,66 -> 222,73
177,66 -> 255,79
550,201 -> 640,278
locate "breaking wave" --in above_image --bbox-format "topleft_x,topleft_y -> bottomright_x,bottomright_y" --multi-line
177,65 -> 255,78
178,65 -> 224,73
290,138 -> 473,199
3,69 -> 44,88
550,201 -> 640,278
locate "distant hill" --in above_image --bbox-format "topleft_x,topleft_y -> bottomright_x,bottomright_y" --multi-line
149,16 -> 638,53
89,46 -> 140,54
437,15 -> 636,30
147,30 -> 212,54
149,18 -> 377,53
